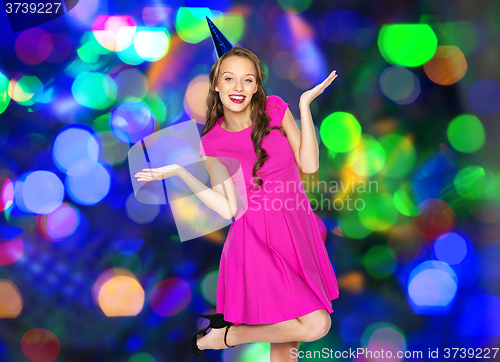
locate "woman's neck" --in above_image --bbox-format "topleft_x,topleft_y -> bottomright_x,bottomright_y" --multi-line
221,105 -> 253,131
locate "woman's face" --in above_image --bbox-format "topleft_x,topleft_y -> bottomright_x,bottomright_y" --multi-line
215,56 -> 258,113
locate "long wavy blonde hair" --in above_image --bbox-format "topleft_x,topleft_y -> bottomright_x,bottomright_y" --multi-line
202,46 -> 286,190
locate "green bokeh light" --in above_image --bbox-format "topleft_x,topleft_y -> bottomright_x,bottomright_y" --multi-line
394,181 -> 420,216
176,10 -> 244,45
481,168 -> 500,202
77,42 -> 100,63
320,112 -> 362,153
235,342 -> 271,362
219,14 -> 244,44
447,114 -> 485,153
454,165 -> 487,200
338,209 -> 372,239
15,76 -> 44,106
378,24 -> 437,66
72,71 -> 117,110
0,72 -> 11,114
363,245 -> 398,279
129,352 -> 155,362
143,94 -> 167,124
353,150 -> 384,176
77,32 -> 110,64
201,271 -> 218,305
350,135 -> 386,176
176,8 -> 214,44
358,192 -> 398,231
93,113 -> 112,132
379,134 -> 417,178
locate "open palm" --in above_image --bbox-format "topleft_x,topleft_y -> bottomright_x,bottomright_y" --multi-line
300,70 -> 338,106
135,164 -> 181,181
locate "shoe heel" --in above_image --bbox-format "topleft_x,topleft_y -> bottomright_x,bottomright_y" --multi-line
190,325 -> 210,358
195,313 -> 231,329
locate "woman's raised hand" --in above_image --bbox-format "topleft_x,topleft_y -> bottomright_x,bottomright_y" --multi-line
134,165 -> 182,181
299,70 -> 338,106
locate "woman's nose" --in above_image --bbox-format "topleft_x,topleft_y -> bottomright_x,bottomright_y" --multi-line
233,82 -> 243,92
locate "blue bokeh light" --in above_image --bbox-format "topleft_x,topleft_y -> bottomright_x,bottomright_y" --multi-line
433,232 -> 468,265
66,159 -> 111,205
52,126 -> 99,173
14,171 -> 64,214
407,260 -> 458,314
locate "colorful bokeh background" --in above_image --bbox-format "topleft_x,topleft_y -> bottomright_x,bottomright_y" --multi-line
1,0 -> 500,361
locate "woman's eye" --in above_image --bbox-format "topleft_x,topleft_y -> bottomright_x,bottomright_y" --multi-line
224,78 -> 252,83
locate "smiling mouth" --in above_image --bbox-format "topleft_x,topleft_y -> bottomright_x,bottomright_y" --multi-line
229,95 -> 246,103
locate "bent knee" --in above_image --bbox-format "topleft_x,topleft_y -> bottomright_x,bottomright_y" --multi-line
302,313 -> 331,342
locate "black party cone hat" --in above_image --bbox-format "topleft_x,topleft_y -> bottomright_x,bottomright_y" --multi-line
206,16 -> 234,59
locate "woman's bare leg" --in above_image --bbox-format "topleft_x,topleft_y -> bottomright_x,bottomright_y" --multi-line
196,309 -> 331,351
270,341 -> 300,362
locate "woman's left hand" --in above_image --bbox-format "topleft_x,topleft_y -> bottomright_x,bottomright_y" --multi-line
299,70 -> 338,106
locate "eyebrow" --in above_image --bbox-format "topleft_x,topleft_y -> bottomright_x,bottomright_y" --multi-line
222,71 -> 255,77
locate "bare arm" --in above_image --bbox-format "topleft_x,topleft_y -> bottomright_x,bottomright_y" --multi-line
135,157 -> 238,220
178,156 -> 237,220
283,69 -> 337,174
282,106 -> 319,174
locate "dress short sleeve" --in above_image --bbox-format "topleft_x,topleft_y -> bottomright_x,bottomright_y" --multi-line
199,137 -> 217,157
267,95 -> 289,127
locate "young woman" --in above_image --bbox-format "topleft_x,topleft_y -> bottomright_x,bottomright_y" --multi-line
135,46 -> 339,361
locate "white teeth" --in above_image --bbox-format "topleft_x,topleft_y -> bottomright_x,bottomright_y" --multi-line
230,96 -> 245,100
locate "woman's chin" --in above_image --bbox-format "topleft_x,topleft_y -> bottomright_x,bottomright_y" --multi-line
224,101 -> 250,112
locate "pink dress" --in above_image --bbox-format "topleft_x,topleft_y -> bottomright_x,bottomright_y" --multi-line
199,95 -> 339,325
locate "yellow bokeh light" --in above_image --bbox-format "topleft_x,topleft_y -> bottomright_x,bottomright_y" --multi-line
93,268 -> 145,317
98,275 -> 145,316
8,78 -> 33,102
0,279 -> 23,318
184,75 -> 209,122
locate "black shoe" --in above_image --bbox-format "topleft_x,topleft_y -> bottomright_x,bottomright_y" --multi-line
190,313 -> 233,358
